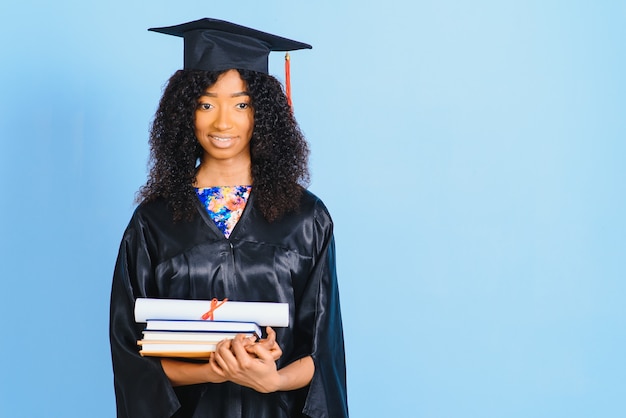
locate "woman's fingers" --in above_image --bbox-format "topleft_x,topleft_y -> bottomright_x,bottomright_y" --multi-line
256,327 -> 282,360
208,334 -> 282,392
265,326 -> 276,343
230,334 -> 254,366
212,338 -> 238,372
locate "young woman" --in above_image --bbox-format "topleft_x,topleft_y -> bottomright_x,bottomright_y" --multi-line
109,18 -> 348,418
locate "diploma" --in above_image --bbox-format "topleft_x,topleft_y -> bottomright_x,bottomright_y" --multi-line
134,298 -> 289,327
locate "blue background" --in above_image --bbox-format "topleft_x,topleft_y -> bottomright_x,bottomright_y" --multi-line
1,1 -> 624,417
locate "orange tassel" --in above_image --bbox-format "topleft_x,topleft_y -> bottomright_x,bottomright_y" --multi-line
285,52 -> 292,108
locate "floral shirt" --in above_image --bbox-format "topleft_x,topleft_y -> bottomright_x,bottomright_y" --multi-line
195,185 -> 251,238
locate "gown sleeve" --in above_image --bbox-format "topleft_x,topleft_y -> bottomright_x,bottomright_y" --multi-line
109,210 -> 181,418
299,201 -> 349,418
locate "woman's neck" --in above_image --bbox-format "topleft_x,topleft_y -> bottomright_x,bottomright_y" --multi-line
194,159 -> 252,188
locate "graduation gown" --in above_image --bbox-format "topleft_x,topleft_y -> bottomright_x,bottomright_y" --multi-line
110,190 -> 348,418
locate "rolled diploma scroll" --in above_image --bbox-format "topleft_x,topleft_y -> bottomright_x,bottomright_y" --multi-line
134,298 -> 289,327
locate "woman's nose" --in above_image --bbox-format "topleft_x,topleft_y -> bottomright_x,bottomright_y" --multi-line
213,108 -> 233,130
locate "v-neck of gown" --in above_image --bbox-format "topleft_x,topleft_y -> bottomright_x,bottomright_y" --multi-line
195,185 -> 252,238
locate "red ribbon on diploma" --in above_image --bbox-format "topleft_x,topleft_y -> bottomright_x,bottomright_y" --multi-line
201,298 -> 228,320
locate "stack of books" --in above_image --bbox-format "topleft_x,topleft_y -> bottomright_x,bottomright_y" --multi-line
137,319 -> 262,359
133,298 -> 289,359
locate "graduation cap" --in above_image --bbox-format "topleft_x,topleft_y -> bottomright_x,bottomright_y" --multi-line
148,18 -> 312,74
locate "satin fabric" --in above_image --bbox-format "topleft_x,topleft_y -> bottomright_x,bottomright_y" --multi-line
110,190 -> 348,418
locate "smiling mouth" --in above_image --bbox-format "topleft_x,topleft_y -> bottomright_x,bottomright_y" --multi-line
211,136 -> 234,142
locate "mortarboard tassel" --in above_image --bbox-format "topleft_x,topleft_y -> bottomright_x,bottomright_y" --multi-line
285,52 -> 292,108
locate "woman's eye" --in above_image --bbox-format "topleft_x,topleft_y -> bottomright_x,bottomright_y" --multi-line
198,103 -> 213,110
236,103 -> 250,110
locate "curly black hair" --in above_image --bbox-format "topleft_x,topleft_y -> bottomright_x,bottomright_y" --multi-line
137,69 -> 310,222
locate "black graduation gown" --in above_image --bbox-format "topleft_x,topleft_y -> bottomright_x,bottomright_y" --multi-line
110,190 -> 348,418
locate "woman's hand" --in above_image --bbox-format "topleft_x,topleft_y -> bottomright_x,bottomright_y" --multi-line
210,332 -> 283,393
247,327 -> 282,361
163,327 -> 313,392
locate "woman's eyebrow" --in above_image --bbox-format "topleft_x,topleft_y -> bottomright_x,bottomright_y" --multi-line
200,91 -> 250,98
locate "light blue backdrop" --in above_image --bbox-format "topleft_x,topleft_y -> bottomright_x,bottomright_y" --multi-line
1,1 -> 624,417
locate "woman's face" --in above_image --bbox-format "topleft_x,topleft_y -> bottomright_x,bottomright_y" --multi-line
194,69 -> 254,165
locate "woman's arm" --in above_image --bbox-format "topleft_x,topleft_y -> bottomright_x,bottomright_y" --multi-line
161,351 -> 313,391
160,357 -> 227,387
272,355 -> 315,392
160,333 -> 265,386
210,334 -> 314,393
161,326 -> 308,390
